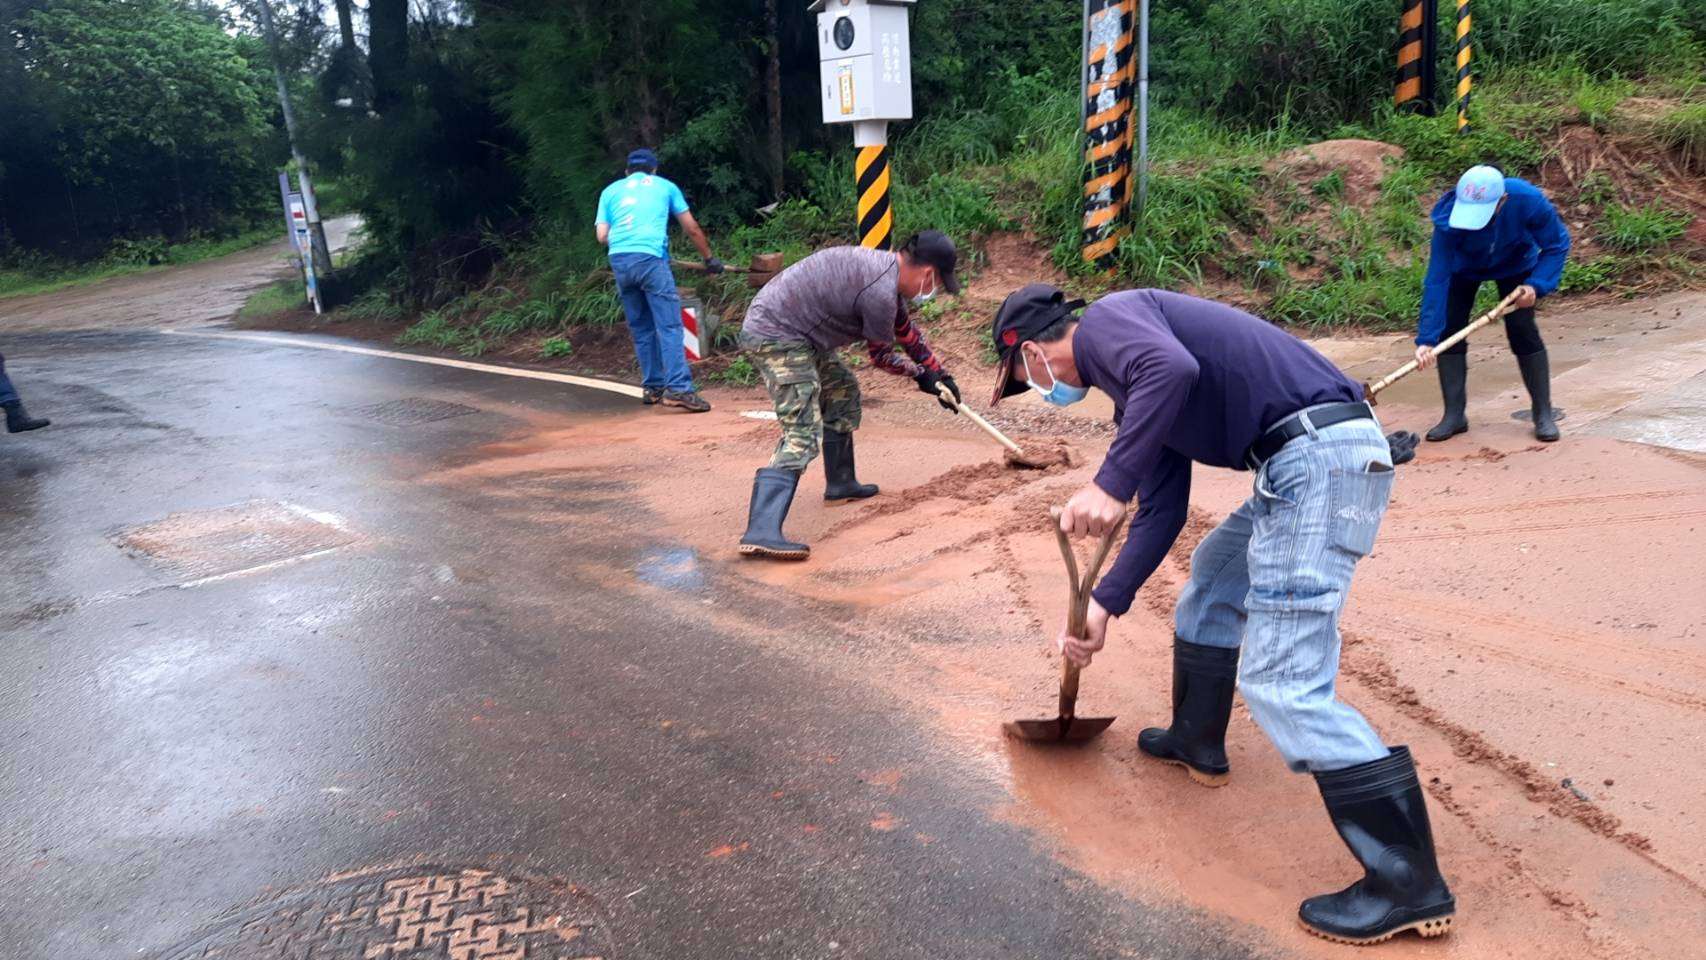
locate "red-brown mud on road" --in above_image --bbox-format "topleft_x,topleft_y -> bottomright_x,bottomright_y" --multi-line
421,290 -> 1706,958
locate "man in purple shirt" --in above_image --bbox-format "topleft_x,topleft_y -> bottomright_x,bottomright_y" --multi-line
989,285 -> 1455,945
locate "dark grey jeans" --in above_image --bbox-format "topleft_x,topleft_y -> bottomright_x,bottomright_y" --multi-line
0,353 -> 19,405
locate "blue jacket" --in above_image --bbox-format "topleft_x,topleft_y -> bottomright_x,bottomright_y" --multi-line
1416,177 -> 1570,346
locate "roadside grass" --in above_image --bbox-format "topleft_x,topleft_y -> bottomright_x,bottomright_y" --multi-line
1601,201 -> 1693,253
0,226 -> 283,301
237,279 -> 305,320
1655,102 -> 1706,172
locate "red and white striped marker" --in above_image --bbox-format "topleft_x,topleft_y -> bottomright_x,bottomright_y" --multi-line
681,303 -> 705,363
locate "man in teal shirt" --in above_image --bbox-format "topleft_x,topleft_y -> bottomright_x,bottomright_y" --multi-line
596,148 -> 723,412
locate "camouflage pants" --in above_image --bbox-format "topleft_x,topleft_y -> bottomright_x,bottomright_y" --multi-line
743,338 -> 862,471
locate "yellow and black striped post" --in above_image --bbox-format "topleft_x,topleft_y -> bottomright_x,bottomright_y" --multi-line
1081,0 -> 1135,273
856,145 -> 893,251
1395,0 -> 1437,114
1454,0 -> 1473,132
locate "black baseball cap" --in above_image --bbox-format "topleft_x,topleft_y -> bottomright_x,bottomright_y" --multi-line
900,230 -> 961,294
989,283 -> 1085,405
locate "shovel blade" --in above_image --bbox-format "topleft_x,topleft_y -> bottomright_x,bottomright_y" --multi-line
1002,715 -> 1116,744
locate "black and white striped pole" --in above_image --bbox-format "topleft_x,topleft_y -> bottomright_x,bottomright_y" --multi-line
811,0 -> 914,249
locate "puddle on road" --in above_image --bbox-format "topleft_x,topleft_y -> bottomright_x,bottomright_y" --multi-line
633,545 -> 705,592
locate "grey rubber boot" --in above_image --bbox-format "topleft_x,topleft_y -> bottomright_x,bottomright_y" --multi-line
1424,353 -> 1469,442
3,399 -> 49,433
822,430 -> 879,501
1516,349 -> 1560,442
739,468 -> 810,560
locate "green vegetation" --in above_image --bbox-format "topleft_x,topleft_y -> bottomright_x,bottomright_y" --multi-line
1602,202 -> 1693,253
7,0 -> 1703,351
1,1 -> 283,268
1,227 -> 281,300
539,337 -> 573,359
238,277 -> 303,320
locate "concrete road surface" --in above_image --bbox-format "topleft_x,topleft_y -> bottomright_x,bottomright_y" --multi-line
0,328 -> 1262,960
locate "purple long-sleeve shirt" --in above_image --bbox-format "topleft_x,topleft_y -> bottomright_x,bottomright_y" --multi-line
1073,290 -> 1362,616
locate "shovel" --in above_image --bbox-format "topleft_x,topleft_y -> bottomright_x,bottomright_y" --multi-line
935,385 -> 1063,470
1363,288 -> 1523,402
1003,506 -> 1126,744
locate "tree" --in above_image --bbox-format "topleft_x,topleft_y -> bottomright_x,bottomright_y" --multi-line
4,0 -> 275,255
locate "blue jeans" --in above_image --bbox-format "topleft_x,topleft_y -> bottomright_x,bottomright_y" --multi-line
1174,414 -> 1396,773
610,253 -> 694,393
0,353 -> 19,405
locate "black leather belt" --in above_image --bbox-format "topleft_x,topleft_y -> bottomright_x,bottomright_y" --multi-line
1244,401 -> 1375,470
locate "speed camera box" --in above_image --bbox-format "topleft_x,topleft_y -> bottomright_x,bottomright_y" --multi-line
810,0 -> 913,123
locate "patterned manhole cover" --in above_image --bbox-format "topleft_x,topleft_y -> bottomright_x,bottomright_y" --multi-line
158,866 -> 611,960
113,500 -> 356,580
355,397 -> 481,426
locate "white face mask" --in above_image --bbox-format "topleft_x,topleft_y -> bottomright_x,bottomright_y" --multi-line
910,274 -> 937,306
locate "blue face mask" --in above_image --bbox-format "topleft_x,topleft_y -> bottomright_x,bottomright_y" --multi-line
1022,350 -> 1088,407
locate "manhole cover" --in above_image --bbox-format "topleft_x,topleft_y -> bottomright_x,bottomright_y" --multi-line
158,866 -> 611,960
113,500 -> 356,580
1511,406 -> 1567,423
356,397 -> 481,426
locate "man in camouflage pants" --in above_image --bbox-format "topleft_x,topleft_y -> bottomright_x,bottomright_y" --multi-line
737,231 -> 963,560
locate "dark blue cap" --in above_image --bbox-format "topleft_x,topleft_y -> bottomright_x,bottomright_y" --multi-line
626,148 -> 659,170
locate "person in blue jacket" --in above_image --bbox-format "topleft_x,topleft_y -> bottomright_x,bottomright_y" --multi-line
1414,165 -> 1570,442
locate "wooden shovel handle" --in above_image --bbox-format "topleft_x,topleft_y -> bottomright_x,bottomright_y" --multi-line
938,385 -> 1027,456
1048,505 -> 1127,721
1365,288 -> 1524,402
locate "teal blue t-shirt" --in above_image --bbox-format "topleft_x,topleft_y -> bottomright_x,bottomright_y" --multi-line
596,173 -> 689,259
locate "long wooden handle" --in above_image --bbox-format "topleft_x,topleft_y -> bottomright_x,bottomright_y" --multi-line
1365,289 -> 1524,400
939,385 -> 1026,456
1049,506 -> 1129,632
669,259 -> 763,275
1058,658 -> 1082,722
1049,506 -> 1128,720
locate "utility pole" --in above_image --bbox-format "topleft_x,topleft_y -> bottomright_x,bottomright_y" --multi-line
254,0 -> 333,279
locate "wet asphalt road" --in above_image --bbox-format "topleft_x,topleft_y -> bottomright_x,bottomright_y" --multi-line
1,329 -> 1269,959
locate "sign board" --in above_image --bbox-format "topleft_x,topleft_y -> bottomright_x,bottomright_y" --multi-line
811,0 -> 913,124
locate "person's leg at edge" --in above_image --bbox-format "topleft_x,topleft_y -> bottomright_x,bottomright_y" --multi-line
640,257 -> 707,411
612,255 -> 665,402
739,342 -> 820,559
1496,275 -> 1559,442
1238,422 -> 1454,944
1426,277 -> 1479,442
816,350 -> 876,501
0,353 -> 49,433
1139,500 -> 1255,785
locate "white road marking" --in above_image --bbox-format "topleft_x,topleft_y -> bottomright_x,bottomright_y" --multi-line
160,328 -> 644,398
172,546 -> 348,590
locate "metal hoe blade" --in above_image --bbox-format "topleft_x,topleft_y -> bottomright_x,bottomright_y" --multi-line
1002,715 -> 1116,744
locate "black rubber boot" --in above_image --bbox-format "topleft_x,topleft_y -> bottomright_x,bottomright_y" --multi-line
3,399 -> 49,433
1424,353 -> 1468,442
821,430 -> 879,502
1516,349 -> 1560,442
1299,746 -> 1456,945
739,468 -> 810,560
1137,638 -> 1239,787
